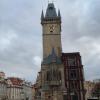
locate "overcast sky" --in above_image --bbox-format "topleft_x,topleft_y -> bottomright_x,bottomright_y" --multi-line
0,0 -> 100,83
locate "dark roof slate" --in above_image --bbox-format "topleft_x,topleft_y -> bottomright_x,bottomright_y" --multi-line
45,3 -> 57,18
42,48 -> 62,65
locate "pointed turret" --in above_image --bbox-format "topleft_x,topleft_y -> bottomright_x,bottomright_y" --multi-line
41,10 -> 44,20
41,3 -> 61,24
58,9 -> 61,18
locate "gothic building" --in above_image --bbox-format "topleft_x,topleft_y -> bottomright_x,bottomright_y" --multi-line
34,3 -> 85,100
62,53 -> 85,100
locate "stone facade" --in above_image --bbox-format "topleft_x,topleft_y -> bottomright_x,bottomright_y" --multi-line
34,3 -> 66,100
32,85 -> 36,100
41,3 -> 62,58
84,81 -> 95,100
34,3 -> 85,100
23,81 -> 33,100
0,72 -> 7,100
0,80 -> 7,100
7,77 -> 24,100
0,72 -> 34,100
6,77 -> 33,100
62,53 -> 85,100
0,72 -> 5,79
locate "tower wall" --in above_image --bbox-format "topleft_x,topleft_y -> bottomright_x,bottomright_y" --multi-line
43,34 -> 62,58
42,21 -> 62,58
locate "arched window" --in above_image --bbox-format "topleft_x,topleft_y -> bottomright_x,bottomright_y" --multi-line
70,70 -> 77,80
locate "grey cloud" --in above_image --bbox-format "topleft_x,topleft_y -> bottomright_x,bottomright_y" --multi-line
0,0 -> 100,82
61,0 -> 100,40
61,0 -> 100,81
62,35 -> 100,80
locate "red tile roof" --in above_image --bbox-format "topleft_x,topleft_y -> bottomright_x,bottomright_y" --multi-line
8,77 -> 23,86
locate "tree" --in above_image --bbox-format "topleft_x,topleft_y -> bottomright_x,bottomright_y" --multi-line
92,82 -> 100,100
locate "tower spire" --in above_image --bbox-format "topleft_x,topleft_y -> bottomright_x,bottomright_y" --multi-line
45,3 -> 57,18
58,9 -> 61,18
41,10 -> 44,20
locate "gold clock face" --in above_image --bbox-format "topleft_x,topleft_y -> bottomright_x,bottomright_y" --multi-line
49,25 -> 55,32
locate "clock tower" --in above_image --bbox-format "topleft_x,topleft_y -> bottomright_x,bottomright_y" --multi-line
38,3 -> 66,100
34,3 -> 85,100
41,3 -> 62,58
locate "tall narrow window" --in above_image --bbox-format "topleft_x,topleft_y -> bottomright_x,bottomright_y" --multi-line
68,57 -> 76,66
70,70 -> 77,80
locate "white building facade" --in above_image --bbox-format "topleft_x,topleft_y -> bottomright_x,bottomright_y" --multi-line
6,77 -> 33,100
7,77 -> 23,100
0,80 -> 7,100
0,81 -> 7,100
0,72 -> 7,100
22,81 -> 33,100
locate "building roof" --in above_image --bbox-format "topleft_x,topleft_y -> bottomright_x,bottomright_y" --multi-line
42,48 -> 62,65
62,52 -> 80,56
7,77 -> 23,86
45,3 -> 57,18
41,3 -> 61,24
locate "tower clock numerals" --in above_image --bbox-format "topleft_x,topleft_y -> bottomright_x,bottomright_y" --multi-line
49,25 -> 55,32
